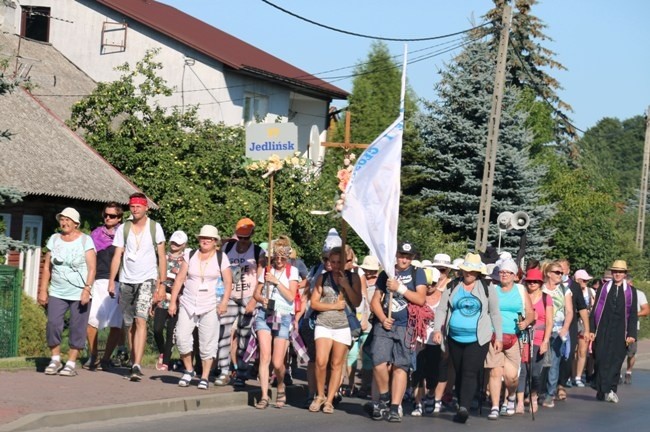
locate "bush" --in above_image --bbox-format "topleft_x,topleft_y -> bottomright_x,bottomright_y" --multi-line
18,292 -> 48,357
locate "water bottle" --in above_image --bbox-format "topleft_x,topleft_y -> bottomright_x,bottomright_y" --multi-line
215,276 -> 225,300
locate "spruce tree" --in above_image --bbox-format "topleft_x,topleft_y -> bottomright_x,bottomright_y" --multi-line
416,39 -> 553,258
482,0 -> 574,144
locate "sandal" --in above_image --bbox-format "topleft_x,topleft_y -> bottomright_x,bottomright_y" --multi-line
255,398 -> 270,410
322,402 -> 334,414
197,379 -> 209,390
58,364 -> 78,376
557,387 -> 567,401
44,360 -> 62,375
275,391 -> 287,409
309,395 -> 326,412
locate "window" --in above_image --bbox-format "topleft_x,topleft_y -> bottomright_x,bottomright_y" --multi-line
243,93 -> 268,123
0,213 -> 11,237
20,6 -> 51,42
22,215 -> 43,246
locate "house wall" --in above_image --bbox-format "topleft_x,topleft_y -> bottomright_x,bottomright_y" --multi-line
4,0 -> 329,154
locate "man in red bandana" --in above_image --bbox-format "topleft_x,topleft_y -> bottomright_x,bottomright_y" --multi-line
108,193 -> 167,382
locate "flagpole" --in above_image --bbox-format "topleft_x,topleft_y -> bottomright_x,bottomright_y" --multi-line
387,43 -> 409,320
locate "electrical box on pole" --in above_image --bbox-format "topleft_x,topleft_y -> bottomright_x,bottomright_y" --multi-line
475,3 -> 512,252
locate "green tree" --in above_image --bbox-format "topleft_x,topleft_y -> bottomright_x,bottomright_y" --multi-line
328,41 -> 457,258
416,39 -> 554,258
578,116 -> 645,200
482,0 -> 574,143
67,50 -> 335,265
540,152 -> 626,273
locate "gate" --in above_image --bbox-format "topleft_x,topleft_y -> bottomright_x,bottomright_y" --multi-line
0,265 -> 23,358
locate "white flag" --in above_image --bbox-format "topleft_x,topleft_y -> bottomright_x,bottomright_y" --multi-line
342,116 -> 403,278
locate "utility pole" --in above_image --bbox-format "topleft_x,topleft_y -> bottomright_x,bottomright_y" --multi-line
475,2 -> 512,252
636,106 -> 650,251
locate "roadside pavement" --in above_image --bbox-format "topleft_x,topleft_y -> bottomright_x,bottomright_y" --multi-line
1,338 -> 649,432
0,363 -> 306,432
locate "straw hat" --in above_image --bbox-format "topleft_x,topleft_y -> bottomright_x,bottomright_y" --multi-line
457,253 -> 488,275
610,260 -> 628,272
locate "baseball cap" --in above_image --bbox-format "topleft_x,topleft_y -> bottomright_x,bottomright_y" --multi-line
169,230 -> 188,245
235,218 -> 255,237
397,241 -> 416,256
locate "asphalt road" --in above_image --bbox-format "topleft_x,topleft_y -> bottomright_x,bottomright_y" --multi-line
37,371 -> 650,432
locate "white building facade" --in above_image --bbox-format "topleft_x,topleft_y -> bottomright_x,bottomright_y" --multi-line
1,0 -> 346,153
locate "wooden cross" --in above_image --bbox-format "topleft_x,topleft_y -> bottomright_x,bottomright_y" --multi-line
321,111 -> 370,151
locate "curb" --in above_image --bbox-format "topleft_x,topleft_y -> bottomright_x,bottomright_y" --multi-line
0,385 -> 307,432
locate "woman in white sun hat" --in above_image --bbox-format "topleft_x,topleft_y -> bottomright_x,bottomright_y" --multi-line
40,207 -> 96,377
169,225 -> 233,391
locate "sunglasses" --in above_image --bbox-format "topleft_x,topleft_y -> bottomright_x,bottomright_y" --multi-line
104,214 -> 120,219
549,270 -> 563,275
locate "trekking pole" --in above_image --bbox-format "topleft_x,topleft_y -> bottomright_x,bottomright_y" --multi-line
528,326 -> 535,421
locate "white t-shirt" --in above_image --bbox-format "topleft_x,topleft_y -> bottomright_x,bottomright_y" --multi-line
258,265 -> 300,315
637,290 -> 648,330
113,218 -> 165,283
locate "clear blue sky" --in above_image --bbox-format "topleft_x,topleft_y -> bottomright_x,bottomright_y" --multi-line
161,0 -> 649,133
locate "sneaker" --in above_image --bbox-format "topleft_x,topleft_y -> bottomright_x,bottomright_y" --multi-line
387,409 -> 402,422
433,400 -> 443,414
575,378 -> 585,388
624,373 -> 632,385
488,407 -> 500,420
564,378 -> 573,388
82,356 -> 97,370
155,354 -> 165,371
114,348 -> 129,368
44,359 -> 62,375
98,359 -> 112,371
453,407 -> 469,424
618,375 -> 624,385
411,403 -> 423,417
605,391 -> 619,403
371,401 -> 389,421
542,397 -> 555,408
129,365 -> 144,382
214,373 -> 230,386
423,395 -> 435,414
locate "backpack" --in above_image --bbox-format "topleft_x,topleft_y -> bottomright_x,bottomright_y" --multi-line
188,249 -> 223,269
224,241 -> 262,266
122,219 -> 157,250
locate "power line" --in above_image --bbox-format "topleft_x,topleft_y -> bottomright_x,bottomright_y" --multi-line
508,39 -> 584,135
261,0 -> 494,42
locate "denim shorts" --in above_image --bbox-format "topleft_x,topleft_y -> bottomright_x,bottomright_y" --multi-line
254,308 -> 292,340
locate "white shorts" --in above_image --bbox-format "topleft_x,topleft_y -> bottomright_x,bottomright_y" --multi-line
314,325 -> 352,346
176,306 -> 220,360
87,279 -> 123,329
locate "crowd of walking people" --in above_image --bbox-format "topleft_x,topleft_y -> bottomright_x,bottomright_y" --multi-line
37,194 -> 649,423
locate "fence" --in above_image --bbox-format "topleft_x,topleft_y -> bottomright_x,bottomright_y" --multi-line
0,265 -> 23,358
